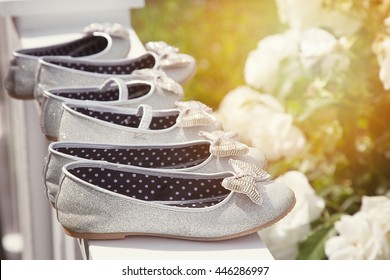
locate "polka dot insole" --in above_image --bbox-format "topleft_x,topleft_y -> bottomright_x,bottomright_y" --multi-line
21,36 -> 108,57
70,105 -> 178,130
68,166 -> 229,208
52,83 -> 151,102
50,54 -> 156,74
55,143 -> 211,168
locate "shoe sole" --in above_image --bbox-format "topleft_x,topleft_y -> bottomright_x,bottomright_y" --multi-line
62,196 -> 296,241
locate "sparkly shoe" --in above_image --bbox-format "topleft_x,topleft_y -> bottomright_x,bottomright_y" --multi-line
5,23 -> 131,99
56,159 -> 295,240
58,101 -> 221,144
44,131 -> 266,205
34,42 -> 196,101
41,74 -> 183,140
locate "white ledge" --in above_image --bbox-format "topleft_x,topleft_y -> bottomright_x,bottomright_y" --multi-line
81,233 -> 274,260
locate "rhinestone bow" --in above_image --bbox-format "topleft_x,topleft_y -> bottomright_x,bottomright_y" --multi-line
83,23 -> 129,38
175,101 -> 217,127
198,130 -> 249,157
145,41 -> 193,68
132,68 -> 184,96
222,159 -> 271,204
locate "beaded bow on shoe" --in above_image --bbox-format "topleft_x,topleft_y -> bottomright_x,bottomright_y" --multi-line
175,101 -> 218,127
83,22 -> 129,38
222,159 -> 271,204
132,68 -> 184,96
199,130 -> 249,157
146,41 -> 194,68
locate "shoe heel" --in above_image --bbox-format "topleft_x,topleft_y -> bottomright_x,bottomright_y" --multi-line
62,227 -> 127,240
45,134 -> 58,142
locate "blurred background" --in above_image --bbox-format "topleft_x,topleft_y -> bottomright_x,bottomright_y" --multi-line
133,0 -> 283,109
133,0 -> 390,259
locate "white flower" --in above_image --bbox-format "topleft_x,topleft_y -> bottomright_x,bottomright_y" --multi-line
325,214 -> 383,259
216,86 -> 265,144
374,17 -> 390,64
359,196 -> 390,257
300,28 -> 350,73
217,86 -> 285,140
320,10 -> 362,37
244,30 -> 300,92
275,0 -> 362,36
378,38 -> 390,90
374,17 -> 390,90
217,86 -> 306,161
380,66 -> 390,90
275,0 -> 322,29
385,16 -> 390,34
325,196 -> 390,260
244,48 -> 279,92
259,171 -> 325,259
245,28 -> 350,92
246,111 -> 306,161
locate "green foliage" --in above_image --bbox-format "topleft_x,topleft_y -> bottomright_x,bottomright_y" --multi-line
297,223 -> 337,260
133,0 -> 283,109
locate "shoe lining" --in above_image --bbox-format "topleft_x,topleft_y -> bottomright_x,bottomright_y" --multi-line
52,83 -> 151,101
20,36 -> 108,57
55,143 -> 211,168
50,54 -> 156,74
68,166 -> 229,208
70,106 -> 178,130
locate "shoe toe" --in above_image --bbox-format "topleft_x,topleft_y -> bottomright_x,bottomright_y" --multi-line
246,147 -> 267,169
261,180 -> 295,222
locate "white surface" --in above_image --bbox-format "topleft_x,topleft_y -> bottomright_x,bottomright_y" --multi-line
51,209 -> 82,260
0,0 -> 144,16
1,0 -> 145,44
84,233 -> 274,260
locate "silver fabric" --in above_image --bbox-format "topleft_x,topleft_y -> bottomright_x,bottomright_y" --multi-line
58,103 -> 221,144
5,55 -> 38,98
222,159 -> 271,205
35,49 -> 195,101
44,141 -> 267,205
56,161 -> 295,240
41,78 -> 183,139
44,150 -> 77,203
35,55 -> 156,102
5,30 -> 130,99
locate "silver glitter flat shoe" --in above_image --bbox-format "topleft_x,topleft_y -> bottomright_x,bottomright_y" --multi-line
56,160 -> 295,241
41,74 -> 183,140
58,101 -> 221,144
34,42 -> 196,101
44,131 -> 267,205
5,23 -> 131,99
